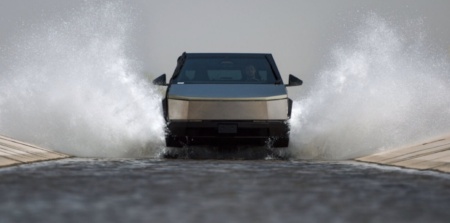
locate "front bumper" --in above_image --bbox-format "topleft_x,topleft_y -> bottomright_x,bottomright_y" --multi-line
165,120 -> 290,147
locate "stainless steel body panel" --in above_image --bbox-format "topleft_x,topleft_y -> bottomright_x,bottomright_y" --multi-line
155,52 -> 300,148
168,99 -> 289,120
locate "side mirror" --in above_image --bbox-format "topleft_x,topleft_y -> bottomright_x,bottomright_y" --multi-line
286,74 -> 303,87
153,74 -> 168,86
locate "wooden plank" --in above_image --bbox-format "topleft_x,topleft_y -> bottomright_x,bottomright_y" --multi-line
0,146 -> 43,162
432,163 -> 450,172
382,143 -> 450,164
0,135 -> 68,158
0,156 -> 20,167
0,140 -> 67,159
356,134 -> 450,173
392,150 -> 450,170
0,135 -> 70,167
356,138 -> 450,163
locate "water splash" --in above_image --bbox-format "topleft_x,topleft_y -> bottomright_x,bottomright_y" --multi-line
0,1 -> 165,157
289,14 -> 450,160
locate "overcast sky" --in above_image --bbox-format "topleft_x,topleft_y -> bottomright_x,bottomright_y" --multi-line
1,0 -> 449,82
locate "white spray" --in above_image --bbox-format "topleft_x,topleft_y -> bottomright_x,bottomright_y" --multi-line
2,5 -> 449,160
289,14 -> 450,160
0,2 -> 165,157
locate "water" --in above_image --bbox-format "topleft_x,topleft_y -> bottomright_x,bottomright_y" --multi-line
289,14 -> 450,160
0,158 -> 449,223
0,3 -> 449,159
0,2 -> 165,157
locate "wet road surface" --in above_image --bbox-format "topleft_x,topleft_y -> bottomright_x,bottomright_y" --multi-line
0,157 -> 449,223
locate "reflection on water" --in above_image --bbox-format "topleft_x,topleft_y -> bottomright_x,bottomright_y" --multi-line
161,146 -> 291,160
0,158 -> 449,223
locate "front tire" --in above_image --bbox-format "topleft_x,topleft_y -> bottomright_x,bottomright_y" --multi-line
272,137 -> 289,147
165,135 -> 183,147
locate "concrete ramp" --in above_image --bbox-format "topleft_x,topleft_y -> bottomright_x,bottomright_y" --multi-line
356,134 -> 450,173
0,135 -> 70,167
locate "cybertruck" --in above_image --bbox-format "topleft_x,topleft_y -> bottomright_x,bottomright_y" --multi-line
153,52 -> 302,148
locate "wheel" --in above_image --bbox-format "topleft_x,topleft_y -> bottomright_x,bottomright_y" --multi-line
165,136 -> 183,147
272,137 -> 289,148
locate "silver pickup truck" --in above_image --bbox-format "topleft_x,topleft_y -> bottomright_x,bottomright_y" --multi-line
153,52 -> 302,148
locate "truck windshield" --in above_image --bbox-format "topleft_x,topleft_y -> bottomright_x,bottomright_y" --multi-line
173,57 -> 278,84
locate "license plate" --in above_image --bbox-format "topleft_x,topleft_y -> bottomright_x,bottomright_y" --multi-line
218,124 -> 237,134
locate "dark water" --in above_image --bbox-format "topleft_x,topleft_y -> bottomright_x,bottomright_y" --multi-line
0,158 -> 449,223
